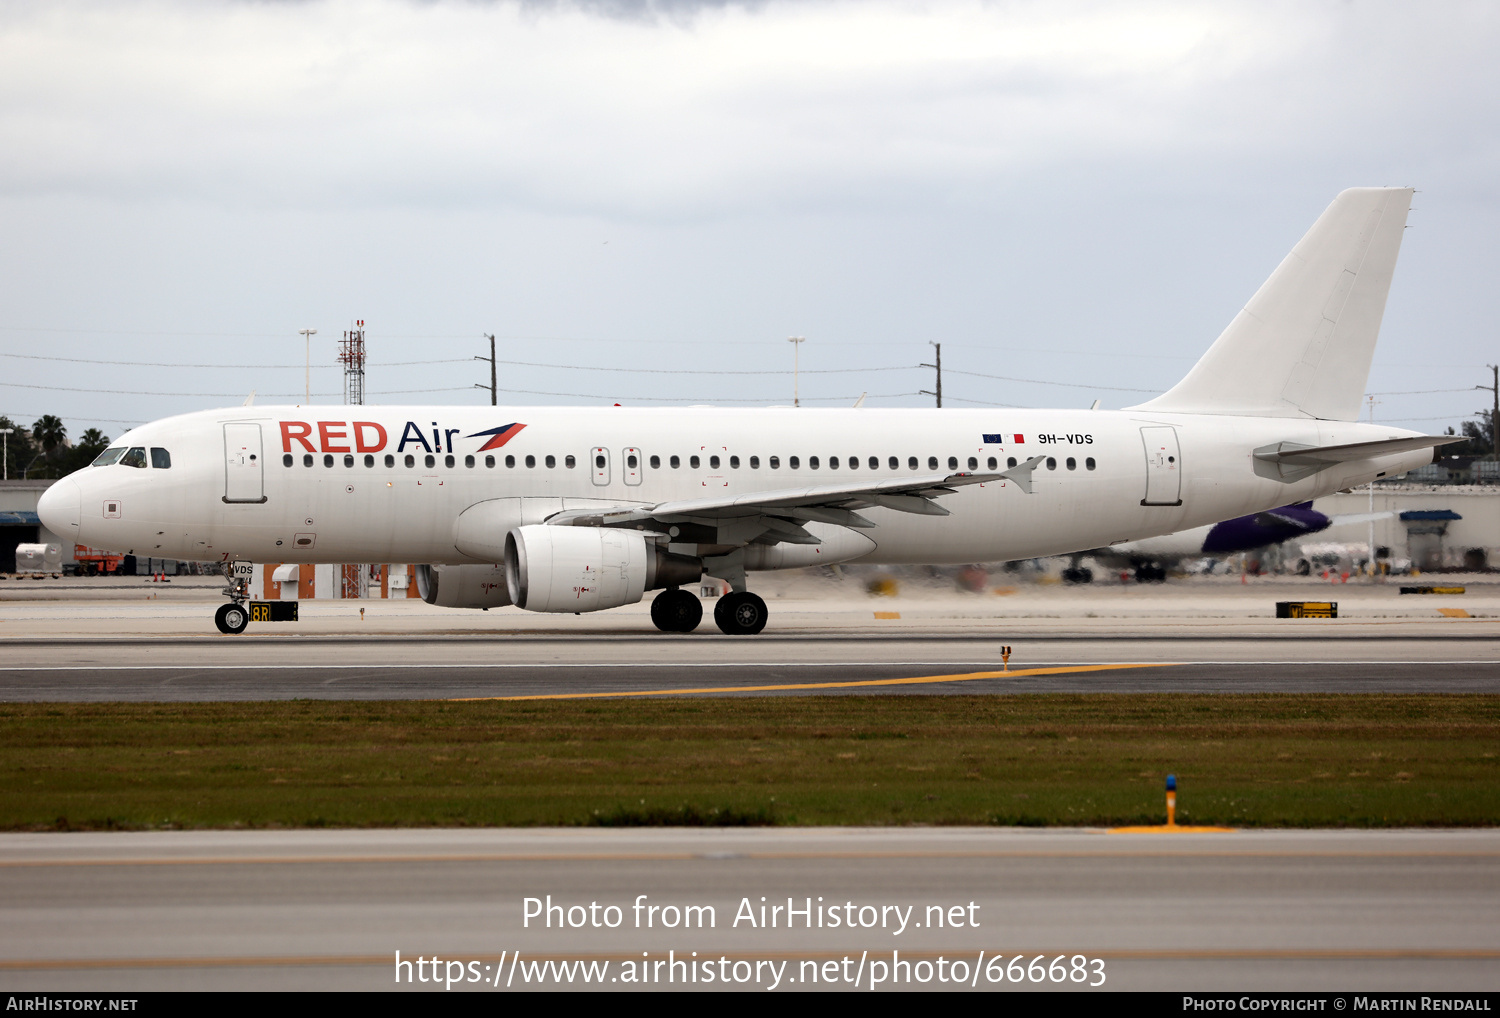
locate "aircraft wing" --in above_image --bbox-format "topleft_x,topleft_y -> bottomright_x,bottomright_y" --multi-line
544,471 -> 1003,543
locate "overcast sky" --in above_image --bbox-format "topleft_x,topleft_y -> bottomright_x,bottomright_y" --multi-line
1,0 -> 1497,439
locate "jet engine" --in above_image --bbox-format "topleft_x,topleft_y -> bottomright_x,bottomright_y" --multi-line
415,563 -> 513,609
504,525 -> 701,613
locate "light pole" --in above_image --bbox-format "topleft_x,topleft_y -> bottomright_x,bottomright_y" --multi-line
788,336 -> 805,407
0,428 -> 12,481
299,328 -> 317,404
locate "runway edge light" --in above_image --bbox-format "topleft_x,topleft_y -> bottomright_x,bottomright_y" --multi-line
1166,774 -> 1177,827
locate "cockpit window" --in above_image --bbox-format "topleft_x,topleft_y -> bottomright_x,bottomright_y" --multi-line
150,448 -> 171,469
92,447 -> 126,467
120,447 -> 148,469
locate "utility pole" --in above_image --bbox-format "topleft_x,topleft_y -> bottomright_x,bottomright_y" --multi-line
920,341 -> 942,407
788,336 -> 805,407
0,428 -> 12,481
299,328 -> 317,404
1480,365 -> 1500,461
475,334 -> 497,405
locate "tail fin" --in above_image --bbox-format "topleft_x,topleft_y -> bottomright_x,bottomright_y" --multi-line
1128,187 -> 1413,421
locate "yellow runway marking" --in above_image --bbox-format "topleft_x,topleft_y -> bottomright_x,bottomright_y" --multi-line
4,948 -> 1498,971
448,662 -> 1175,701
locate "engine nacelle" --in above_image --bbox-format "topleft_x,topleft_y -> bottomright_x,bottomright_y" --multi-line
504,525 -> 701,613
415,563 -> 513,609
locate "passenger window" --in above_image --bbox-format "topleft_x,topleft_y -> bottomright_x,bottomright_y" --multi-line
404,454 -> 415,467
908,456 -> 917,470
365,454 -> 376,467
465,455 -> 475,468
283,453 -> 294,468
92,447 -> 126,467
829,457 -> 839,469
345,454 -> 355,467
690,455 -> 700,469
1086,457 -> 1096,470
506,455 -> 515,468
325,454 -> 335,468
121,447 -> 147,468
565,455 -> 576,468
670,455 -> 680,469
650,455 -> 660,469
150,448 -> 172,469
444,454 -> 455,468
595,454 -> 606,468
626,453 -> 638,468
748,456 -> 759,468
1007,457 -> 1017,468
485,455 -> 495,468
526,455 -> 536,468
384,454 -> 395,467
809,456 -> 819,469
1046,457 -> 1057,470
769,456 -> 780,469
888,457 -> 897,470
424,454 -> 436,468
710,455 -> 720,469
729,455 -> 739,469
987,456 -> 997,470
1066,457 -> 1076,470
847,456 -> 859,471
927,456 -> 938,470
947,456 -> 958,470
305,454 -> 315,467
546,455 -> 556,468
964,456 -> 974,470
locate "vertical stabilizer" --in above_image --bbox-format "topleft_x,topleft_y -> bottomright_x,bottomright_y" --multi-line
1129,187 -> 1413,421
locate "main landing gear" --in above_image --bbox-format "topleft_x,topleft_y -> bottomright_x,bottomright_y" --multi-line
650,588 -> 703,633
649,587 -> 769,635
714,590 -> 768,636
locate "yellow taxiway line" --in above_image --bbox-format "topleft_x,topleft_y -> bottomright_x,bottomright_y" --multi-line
448,662 -> 1176,701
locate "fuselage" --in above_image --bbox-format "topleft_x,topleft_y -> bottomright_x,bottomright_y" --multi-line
38,404 -> 1432,570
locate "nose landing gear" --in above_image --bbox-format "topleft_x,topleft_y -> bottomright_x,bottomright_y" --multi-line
214,602 -> 249,635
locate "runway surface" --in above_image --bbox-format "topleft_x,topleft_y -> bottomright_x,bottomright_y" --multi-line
0,827 -> 1495,991
3,581 -> 1497,698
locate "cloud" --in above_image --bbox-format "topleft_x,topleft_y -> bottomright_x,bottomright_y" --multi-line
6,0 -> 1494,217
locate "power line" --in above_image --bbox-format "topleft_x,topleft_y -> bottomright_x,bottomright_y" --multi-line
945,368 -> 1159,393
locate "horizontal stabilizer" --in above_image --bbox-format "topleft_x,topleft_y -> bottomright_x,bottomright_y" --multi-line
1253,435 -> 1461,482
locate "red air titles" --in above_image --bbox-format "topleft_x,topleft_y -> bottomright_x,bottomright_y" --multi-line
281,421 -> 389,454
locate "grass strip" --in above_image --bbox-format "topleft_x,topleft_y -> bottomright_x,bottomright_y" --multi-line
1,694 -> 1496,830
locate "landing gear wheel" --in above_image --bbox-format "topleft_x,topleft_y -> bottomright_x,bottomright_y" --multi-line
650,588 -> 703,633
714,591 -> 768,635
214,602 -> 249,635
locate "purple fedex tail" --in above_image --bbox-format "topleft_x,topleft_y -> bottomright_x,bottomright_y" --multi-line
1200,502 -> 1331,554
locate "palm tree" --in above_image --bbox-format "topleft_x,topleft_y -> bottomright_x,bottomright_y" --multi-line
25,415 -> 66,478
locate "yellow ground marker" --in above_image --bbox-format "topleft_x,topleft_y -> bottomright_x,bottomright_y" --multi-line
449,662 -> 1175,702
1108,773 -> 1236,833
1438,607 -> 1471,618
873,611 -> 901,620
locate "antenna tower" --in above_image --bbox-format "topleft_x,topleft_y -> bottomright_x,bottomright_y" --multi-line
339,321 -> 366,405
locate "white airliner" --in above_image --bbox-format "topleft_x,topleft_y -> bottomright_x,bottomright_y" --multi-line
38,188 -> 1456,635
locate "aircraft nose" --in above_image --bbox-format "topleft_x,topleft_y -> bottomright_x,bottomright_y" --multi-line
37,477 -> 82,537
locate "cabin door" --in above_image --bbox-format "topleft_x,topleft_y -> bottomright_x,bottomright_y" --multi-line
223,423 -> 267,504
1139,426 -> 1183,506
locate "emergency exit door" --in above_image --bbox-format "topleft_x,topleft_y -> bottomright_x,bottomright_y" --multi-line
223,423 -> 267,504
1139,426 -> 1182,506
590,447 -> 610,486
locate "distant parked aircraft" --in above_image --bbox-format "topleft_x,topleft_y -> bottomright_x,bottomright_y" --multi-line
1074,502 -> 1392,582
